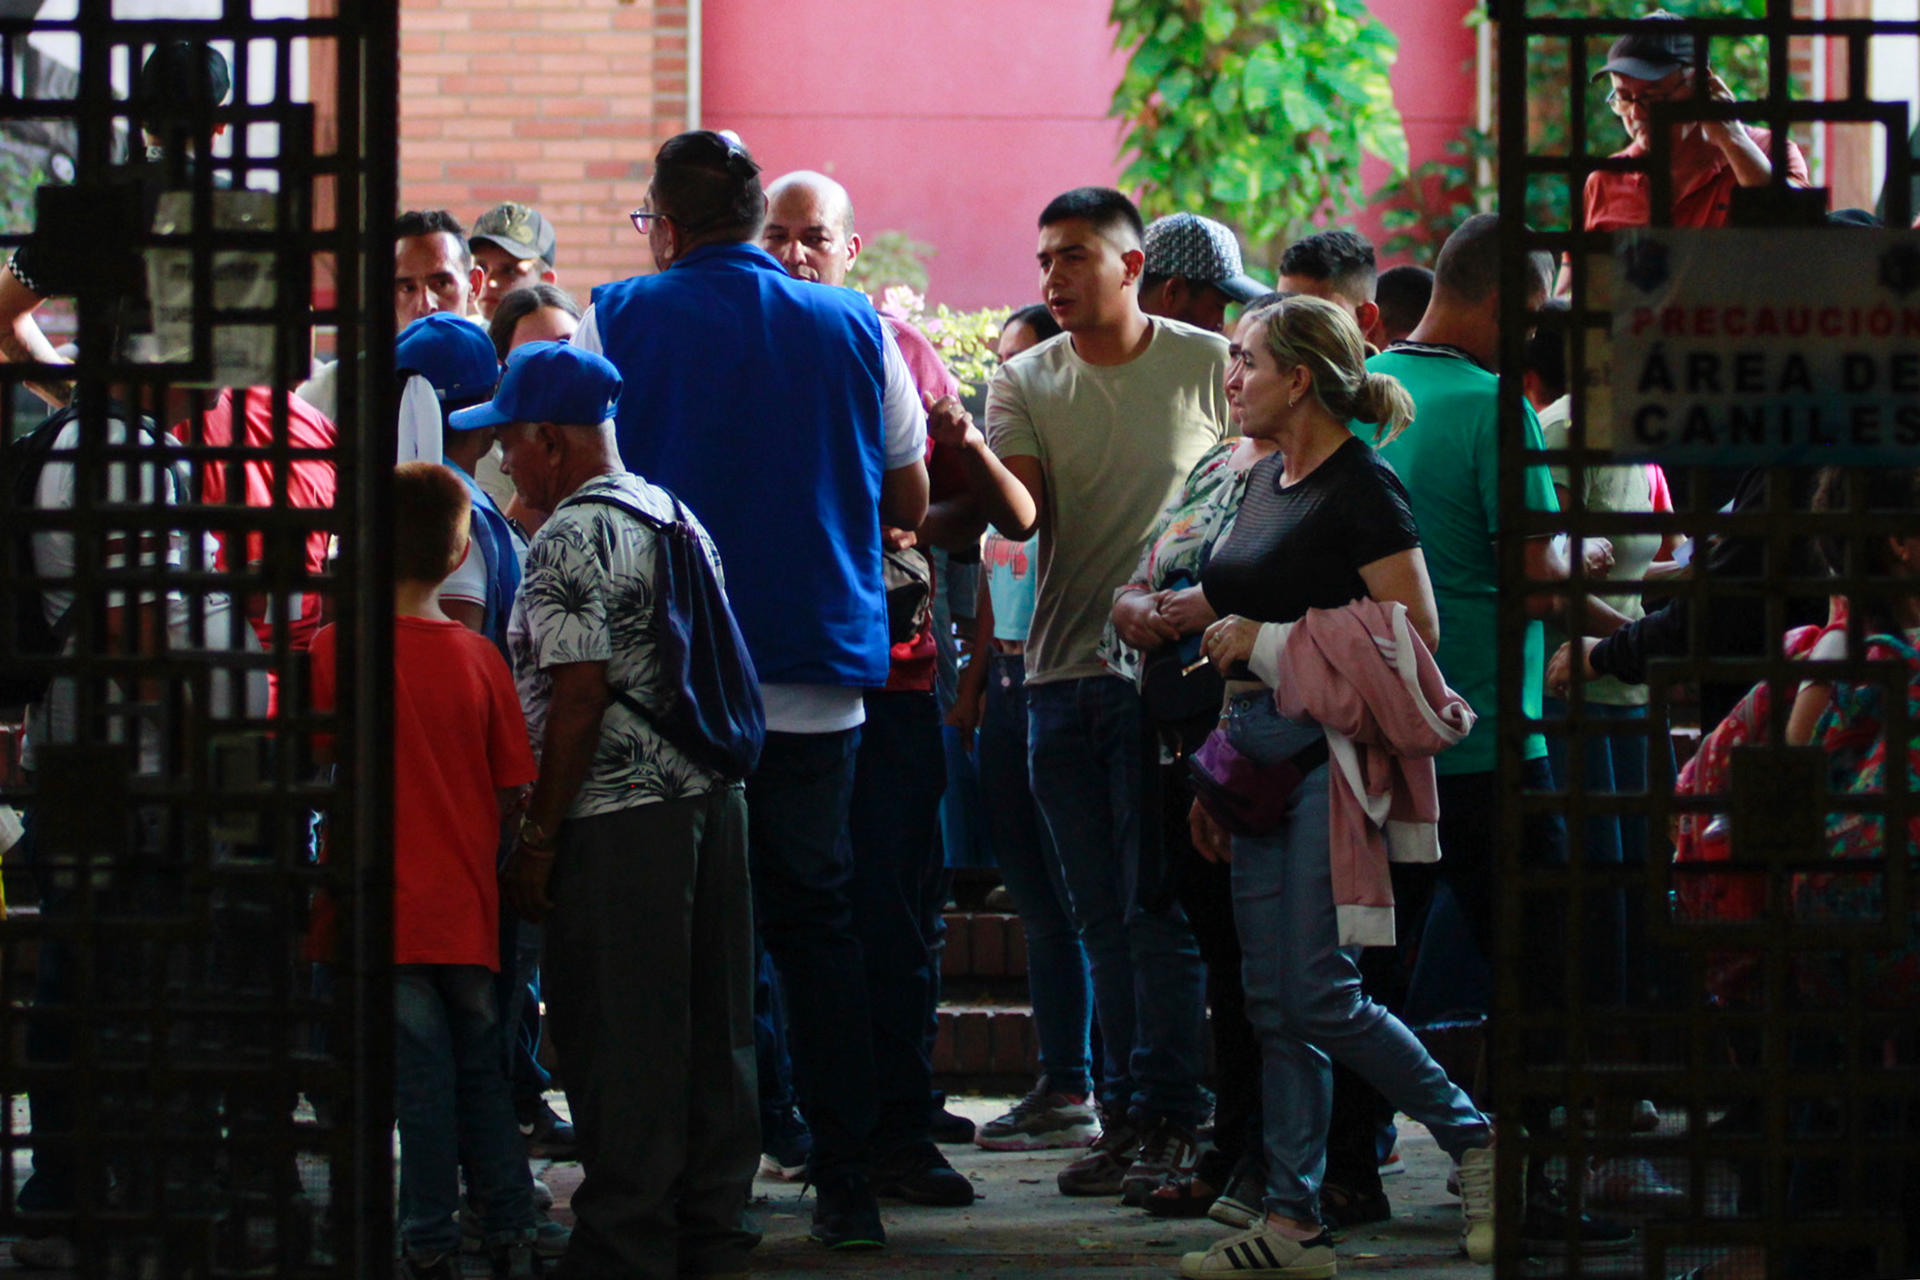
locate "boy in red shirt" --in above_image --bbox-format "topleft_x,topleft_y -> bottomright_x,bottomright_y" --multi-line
310,463 -> 555,1279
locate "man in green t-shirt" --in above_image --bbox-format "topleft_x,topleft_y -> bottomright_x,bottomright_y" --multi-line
1372,212 -> 1633,1254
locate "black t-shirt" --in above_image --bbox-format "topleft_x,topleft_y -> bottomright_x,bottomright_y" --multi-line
1202,435 -> 1421,624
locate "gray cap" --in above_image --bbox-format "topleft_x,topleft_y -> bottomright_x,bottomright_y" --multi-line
471,202 -> 557,266
1143,213 -> 1266,303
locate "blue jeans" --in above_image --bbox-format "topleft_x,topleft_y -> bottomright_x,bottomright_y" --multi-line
980,652 -> 1091,1095
1027,674 -> 1206,1124
746,728 -> 875,1180
1543,697 -> 1673,1008
847,691 -> 949,1153
394,964 -> 535,1259
1224,693 -> 1490,1224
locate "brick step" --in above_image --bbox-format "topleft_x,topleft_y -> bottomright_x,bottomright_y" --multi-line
930,1001 -> 1037,1080
940,910 -> 1028,980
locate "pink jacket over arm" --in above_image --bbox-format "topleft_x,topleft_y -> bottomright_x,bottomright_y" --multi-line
1248,598 -> 1476,946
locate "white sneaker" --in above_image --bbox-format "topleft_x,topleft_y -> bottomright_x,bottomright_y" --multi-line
1586,1155 -> 1687,1213
976,1078 -> 1101,1151
1457,1145 -> 1495,1264
1179,1223 -> 1337,1279
758,1151 -> 806,1180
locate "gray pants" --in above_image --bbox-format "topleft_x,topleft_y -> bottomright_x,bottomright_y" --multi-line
544,788 -> 760,1280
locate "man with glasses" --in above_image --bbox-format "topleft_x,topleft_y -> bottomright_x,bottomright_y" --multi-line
1583,10 -> 1807,233
575,130 -> 930,1255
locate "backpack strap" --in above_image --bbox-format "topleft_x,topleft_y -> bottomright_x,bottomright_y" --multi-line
552,485 -> 673,720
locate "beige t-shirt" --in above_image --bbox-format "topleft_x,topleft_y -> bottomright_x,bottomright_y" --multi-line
1539,394 -> 1658,708
986,317 -> 1231,685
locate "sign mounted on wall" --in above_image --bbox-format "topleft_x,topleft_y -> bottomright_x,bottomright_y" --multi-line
1611,228 -> 1920,464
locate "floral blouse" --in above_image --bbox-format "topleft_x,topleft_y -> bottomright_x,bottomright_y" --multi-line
1099,439 -> 1257,688
1802,627 -> 1920,1009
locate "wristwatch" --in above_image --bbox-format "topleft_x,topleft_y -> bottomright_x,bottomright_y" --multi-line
518,814 -> 556,855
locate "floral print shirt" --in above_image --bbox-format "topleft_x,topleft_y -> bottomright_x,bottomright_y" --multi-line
1099,439 -> 1256,688
508,472 -> 727,818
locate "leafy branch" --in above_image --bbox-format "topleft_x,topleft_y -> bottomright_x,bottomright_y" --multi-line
1108,0 -> 1410,258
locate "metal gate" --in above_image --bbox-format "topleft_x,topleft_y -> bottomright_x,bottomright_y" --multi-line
1495,3 -> 1919,1278
0,0 -> 397,1273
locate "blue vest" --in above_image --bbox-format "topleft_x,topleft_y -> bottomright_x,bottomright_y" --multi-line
591,242 -> 891,688
454,464 -> 525,657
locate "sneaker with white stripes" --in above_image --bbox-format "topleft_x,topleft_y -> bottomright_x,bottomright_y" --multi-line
1179,1223 -> 1338,1279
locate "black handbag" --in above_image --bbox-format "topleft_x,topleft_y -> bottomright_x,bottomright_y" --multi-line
882,544 -> 933,645
1139,632 -> 1224,727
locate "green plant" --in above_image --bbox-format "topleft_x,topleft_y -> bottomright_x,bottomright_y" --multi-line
1369,0 -> 1786,261
846,229 -> 933,297
1107,0 -> 1409,259
0,147 -> 49,235
878,285 -> 1009,398
1372,126 -> 1497,261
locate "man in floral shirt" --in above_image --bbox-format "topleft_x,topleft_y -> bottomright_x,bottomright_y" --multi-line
459,341 -> 759,1280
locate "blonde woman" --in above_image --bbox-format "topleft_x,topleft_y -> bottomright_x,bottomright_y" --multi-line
1179,297 -> 1495,1278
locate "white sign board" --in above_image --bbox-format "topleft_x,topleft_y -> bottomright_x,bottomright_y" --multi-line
143,189 -> 279,388
1610,228 -> 1920,464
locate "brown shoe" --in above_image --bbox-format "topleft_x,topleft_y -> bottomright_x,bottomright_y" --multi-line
1056,1117 -> 1139,1196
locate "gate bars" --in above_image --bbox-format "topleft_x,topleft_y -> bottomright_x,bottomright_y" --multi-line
0,0 -> 397,1273
1493,3 -> 1918,1278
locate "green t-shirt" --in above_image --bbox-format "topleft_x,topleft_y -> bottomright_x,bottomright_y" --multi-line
1370,345 -> 1557,775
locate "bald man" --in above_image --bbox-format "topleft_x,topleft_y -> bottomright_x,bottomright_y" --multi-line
759,169 -> 984,1209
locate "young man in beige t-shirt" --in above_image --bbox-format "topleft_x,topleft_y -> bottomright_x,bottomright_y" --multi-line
939,186 -> 1230,1201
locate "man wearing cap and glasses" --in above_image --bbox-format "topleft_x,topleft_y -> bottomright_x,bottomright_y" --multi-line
577,128 -> 930,1254
479,341 -> 760,1280
1583,9 -> 1807,234
470,203 -> 560,323
1137,212 -> 1268,336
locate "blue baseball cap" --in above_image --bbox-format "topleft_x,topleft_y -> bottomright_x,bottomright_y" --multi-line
448,340 -> 622,432
396,313 -> 499,410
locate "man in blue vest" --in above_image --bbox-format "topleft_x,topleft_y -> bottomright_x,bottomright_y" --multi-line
575,129 -> 930,1252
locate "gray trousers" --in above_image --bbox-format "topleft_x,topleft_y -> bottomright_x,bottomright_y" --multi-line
543,788 -> 760,1280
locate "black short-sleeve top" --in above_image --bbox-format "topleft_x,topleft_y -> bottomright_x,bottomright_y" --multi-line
1201,435 -> 1421,625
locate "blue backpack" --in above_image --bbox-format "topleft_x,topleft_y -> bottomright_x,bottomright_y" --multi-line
561,488 -> 765,781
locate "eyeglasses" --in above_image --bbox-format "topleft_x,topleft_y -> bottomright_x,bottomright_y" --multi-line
1607,73 -> 1691,109
629,208 -> 672,235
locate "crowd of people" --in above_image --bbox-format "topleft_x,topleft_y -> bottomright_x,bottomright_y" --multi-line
2,12 -> 1915,1280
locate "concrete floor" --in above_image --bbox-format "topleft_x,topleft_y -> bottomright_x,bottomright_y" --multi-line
0,1095 -> 1492,1278
540,1095 -> 1488,1280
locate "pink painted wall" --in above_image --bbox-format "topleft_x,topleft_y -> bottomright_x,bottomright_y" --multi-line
702,0 -> 1477,310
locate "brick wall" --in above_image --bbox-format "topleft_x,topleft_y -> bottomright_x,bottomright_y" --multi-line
398,0 -> 688,296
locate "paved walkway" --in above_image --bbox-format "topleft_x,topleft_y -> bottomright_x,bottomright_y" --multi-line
0,1095 -> 1492,1278
543,1095 -> 1487,1280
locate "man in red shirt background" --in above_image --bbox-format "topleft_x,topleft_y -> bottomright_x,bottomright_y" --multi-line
1583,10 -> 1808,233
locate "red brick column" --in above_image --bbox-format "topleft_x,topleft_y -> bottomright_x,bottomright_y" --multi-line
398,0 -> 690,293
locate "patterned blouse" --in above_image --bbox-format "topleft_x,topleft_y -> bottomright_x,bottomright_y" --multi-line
508,472 -> 727,819
1098,439 -> 1260,688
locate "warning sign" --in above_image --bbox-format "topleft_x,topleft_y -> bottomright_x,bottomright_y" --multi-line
1611,228 -> 1920,464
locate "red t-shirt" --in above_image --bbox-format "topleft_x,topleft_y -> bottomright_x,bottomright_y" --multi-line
309,616 -> 536,968
1582,127 -> 1808,233
172,386 -> 339,655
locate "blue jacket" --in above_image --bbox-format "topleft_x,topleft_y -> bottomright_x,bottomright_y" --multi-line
453,464 -> 525,657
591,242 -> 891,688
